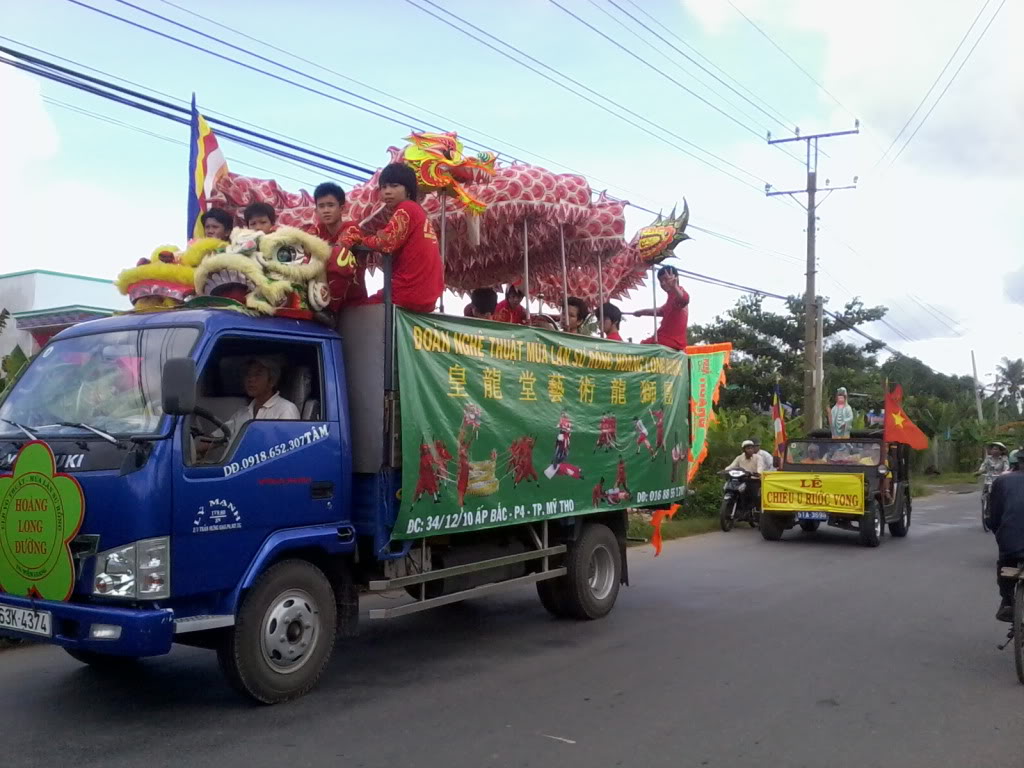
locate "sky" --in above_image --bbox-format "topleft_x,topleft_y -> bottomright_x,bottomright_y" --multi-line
0,0 -> 1020,384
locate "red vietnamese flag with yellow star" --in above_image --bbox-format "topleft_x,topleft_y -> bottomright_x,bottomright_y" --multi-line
884,384 -> 929,450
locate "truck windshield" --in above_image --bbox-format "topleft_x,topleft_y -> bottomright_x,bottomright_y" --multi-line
0,327 -> 198,438
786,440 -> 881,466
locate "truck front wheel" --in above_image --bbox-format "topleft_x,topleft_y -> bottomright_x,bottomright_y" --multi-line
218,559 -> 337,704
562,523 -> 622,620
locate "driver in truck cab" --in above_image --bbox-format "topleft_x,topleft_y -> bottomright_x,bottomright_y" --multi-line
197,357 -> 299,455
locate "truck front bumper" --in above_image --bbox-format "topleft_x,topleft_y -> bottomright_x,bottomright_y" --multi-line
0,593 -> 174,657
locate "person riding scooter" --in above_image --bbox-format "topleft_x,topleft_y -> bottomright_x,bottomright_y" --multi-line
725,440 -> 763,498
989,457 -> 1024,622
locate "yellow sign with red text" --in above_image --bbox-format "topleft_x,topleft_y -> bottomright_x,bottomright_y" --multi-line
761,472 -> 865,516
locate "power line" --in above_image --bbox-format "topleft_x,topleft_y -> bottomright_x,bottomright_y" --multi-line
886,0 -> 1006,168
599,0 -> 785,132
725,0 -> 858,121
546,0 -> 793,148
41,96 -> 324,189
90,0 -> 766,205
0,44 -> 374,180
622,0 -> 798,130
0,54 -> 372,184
873,0 -> 994,169
402,0 -> 771,189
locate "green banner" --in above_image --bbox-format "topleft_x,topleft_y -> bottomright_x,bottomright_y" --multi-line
686,343 -> 731,482
394,310 -> 689,539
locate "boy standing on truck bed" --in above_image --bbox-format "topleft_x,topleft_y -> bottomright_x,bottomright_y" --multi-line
342,163 -> 444,313
631,265 -> 690,351
306,182 -> 367,311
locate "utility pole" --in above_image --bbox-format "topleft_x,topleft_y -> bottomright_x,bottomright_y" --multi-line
970,350 -> 984,424
816,296 -> 824,424
766,124 -> 859,430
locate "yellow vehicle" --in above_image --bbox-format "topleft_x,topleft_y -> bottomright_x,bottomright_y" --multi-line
760,430 -> 912,547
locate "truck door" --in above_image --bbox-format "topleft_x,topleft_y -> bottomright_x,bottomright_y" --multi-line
171,333 -> 344,599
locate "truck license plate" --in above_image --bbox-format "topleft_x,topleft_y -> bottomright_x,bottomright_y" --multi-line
797,511 -> 829,521
0,605 -> 52,638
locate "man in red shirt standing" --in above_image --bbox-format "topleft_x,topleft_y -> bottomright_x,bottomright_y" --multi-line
494,284 -> 527,324
306,182 -> 366,311
633,266 -> 689,351
342,164 -> 444,313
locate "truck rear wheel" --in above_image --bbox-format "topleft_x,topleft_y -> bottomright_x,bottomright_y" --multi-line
536,578 -> 571,618
218,559 -> 337,705
859,503 -> 883,548
562,523 -> 622,620
760,513 -> 784,541
889,493 -> 911,537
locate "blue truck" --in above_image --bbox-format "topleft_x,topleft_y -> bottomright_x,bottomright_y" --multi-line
0,304 -> 638,703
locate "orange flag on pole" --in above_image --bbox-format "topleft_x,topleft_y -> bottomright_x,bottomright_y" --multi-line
883,384 -> 929,450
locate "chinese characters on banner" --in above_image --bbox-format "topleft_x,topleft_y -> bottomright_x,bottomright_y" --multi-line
393,311 -> 690,539
684,343 -> 732,482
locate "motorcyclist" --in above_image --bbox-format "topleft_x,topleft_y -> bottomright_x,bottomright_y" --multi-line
722,440 -> 763,517
976,442 -> 1010,480
989,458 -> 1024,622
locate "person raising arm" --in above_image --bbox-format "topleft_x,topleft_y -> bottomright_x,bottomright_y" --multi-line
343,163 -> 444,313
632,265 -> 690,351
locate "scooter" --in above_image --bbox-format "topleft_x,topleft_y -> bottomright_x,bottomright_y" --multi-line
718,469 -> 761,532
982,476 -> 995,532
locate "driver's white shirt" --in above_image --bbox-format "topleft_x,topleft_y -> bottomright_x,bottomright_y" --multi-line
222,392 -> 300,437
757,449 -> 775,472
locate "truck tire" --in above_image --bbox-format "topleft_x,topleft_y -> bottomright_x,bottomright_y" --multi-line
217,559 -> 337,705
889,493 -> 911,537
859,503 -> 883,548
719,499 -> 736,532
64,648 -> 139,670
536,578 -> 571,618
799,520 -> 820,533
760,513 -> 784,541
562,523 -> 622,620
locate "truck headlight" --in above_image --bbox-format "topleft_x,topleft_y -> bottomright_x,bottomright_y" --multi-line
93,537 -> 170,600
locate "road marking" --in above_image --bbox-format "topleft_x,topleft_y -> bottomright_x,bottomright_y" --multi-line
542,734 -> 577,745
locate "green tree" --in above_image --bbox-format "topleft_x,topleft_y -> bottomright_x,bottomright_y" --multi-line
996,357 -> 1024,417
689,294 -> 887,412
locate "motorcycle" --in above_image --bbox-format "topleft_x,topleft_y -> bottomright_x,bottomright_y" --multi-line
718,469 -> 761,532
982,476 -> 995,532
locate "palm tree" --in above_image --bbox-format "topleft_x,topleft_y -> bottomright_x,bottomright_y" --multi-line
996,357 -> 1024,417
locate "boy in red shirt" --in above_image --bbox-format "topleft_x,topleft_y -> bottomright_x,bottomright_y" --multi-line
306,182 -> 366,311
494,284 -> 527,324
601,302 -> 623,341
633,266 -> 689,351
342,163 -> 444,313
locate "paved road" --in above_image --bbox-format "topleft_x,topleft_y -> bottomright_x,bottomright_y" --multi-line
2,490 -> 1021,768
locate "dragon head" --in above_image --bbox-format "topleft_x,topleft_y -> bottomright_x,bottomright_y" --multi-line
400,131 -> 496,213
116,244 -> 197,311
256,226 -> 332,317
192,229 -> 273,308
192,227 -> 331,319
630,200 -> 690,266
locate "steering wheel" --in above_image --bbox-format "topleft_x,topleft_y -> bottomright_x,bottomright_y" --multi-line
193,405 -> 231,440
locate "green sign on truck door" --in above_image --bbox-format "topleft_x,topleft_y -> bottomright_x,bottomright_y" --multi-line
393,310 -> 688,539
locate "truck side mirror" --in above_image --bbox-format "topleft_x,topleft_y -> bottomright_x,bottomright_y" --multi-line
162,357 -> 197,415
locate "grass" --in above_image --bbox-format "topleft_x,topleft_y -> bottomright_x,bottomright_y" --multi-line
911,484 -> 933,498
922,472 -> 978,487
627,514 -> 720,546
